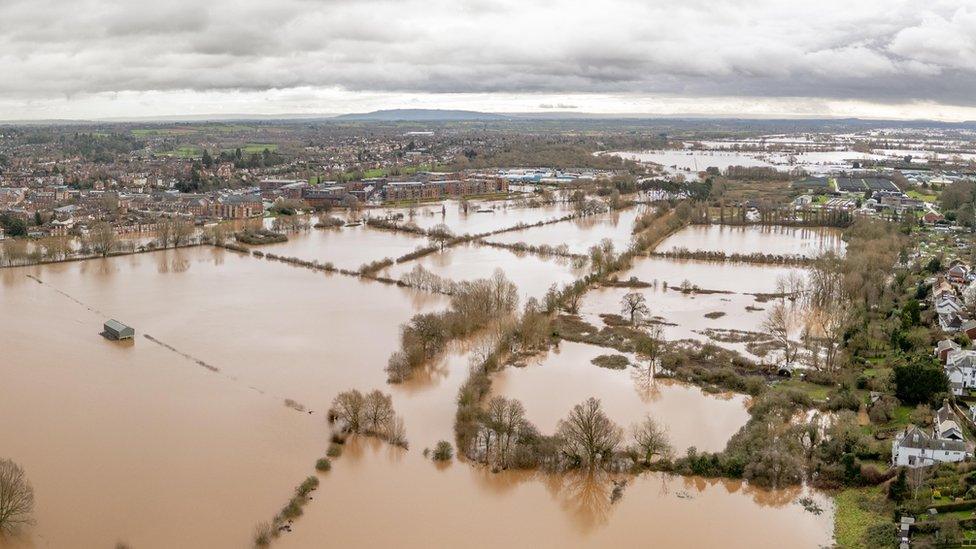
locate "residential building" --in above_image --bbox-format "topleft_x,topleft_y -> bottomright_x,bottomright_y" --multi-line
892,424 -> 970,468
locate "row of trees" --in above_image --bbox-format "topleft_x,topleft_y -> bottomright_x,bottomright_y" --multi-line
467,395 -> 673,472
386,270 -> 519,383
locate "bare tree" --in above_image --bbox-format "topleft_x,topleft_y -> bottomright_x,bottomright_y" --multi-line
88,222 -> 117,257
631,416 -> 673,464
427,223 -> 454,250
172,220 -> 194,247
620,292 -> 650,325
362,390 -> 395,435
564,290 -> 583,314
775,271 -> 807,301
387,416 -> 407,448
329,389 -> 365,431
556,398 -> 623,468
762,301 -> 798,367
801,254 -> 851,372
385,351 -> 411,383
484,396 -> 527,468
0,459 -> 34,534
155,219 -> 173,248
634,325 -> 663,374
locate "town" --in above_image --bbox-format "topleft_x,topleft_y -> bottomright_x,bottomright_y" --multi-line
4,116 -> 976,549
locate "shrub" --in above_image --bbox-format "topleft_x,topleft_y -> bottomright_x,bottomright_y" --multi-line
327,443 -> 343,458
315,458 -> 332,472
253,521 -> 274,546
591,354 -> 630,370
278,499 -> 303,520
432,440 -> 453,461
296,476 -> 319,498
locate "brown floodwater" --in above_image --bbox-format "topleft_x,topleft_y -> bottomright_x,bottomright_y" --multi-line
367,198 -> 575,235
582,254 -> 809,360
249,222 -> 430,271
1,228 -> 835,547
659,224 -> 846,257
490,341 -> 750,453
381,242 -> 587,303
277,438 -> 833,549
0,247 -> 442,548
488,207 -> 644,255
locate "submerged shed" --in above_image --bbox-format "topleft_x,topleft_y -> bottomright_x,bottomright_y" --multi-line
103,319 -> 134,340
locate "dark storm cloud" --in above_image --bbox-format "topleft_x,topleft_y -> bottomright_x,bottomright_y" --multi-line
2,0 -> 976,107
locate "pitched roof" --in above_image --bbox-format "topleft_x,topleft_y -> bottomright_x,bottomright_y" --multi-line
896,425 -> 968,452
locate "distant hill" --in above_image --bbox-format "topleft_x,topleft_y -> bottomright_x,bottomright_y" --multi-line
333,109 -> 509,121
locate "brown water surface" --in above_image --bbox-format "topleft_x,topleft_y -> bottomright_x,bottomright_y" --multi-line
491,341 -> 751,452
1,230 -> 834,548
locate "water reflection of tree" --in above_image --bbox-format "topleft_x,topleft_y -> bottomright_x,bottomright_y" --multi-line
548,470 -> 616,533
339,434 -> 406,467
467,468 -> 618,533
630,362 -> 661,402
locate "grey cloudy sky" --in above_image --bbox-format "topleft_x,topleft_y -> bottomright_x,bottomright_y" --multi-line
2,0 -> 976,120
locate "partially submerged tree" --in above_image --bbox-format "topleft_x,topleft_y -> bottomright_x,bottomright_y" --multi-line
329,389 -> 365,431
620,292 -> 650,325
556,398 -> 623,468
762,301 -> 798,367
428,223 -> 455,251
328,389 -> 407,447
88,222 -> 117,257
0,459 -> 34,534
631,416 -> 673,464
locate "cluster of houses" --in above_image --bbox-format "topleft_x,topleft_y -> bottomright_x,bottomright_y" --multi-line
931,263 -> 976,335
890,265 -> 976,468
0,170 -> 522,240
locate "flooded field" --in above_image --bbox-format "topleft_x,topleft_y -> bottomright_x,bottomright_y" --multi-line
612,150 -> 773,176
250,222 -> 430,270
488,207 -> 643,255
367,198 -> 574,235
491,341 -> 750,453
381,242 -> 587,302
658,225 -> 845,258
581,230 -> 812,357
1,216 -> 836,548
278,440 -> 833,549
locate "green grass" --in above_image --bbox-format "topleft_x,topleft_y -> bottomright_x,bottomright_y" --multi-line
221,143 -> 278,155
833,487 -> 891,549
774,379 -> 831,401
132,128 -> 197,137
889,405 -> 913,427
908,190 -> 938,203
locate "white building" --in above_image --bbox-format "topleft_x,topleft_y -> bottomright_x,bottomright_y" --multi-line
946,350 -> 976,396
892,425 -> 970,468
892,403 -> 972,468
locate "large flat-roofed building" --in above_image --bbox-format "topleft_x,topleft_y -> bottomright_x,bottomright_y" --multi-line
383,177 -> 507,202
302,184 -> 349,208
